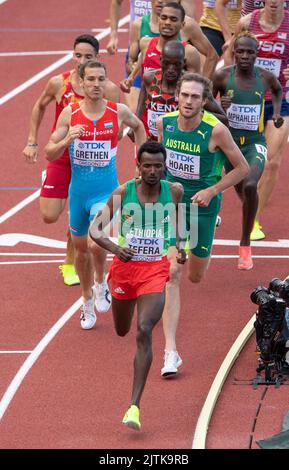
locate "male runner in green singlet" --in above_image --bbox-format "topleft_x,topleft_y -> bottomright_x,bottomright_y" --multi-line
89,141 -> 185,430
156,72 -> 249,377
213,31 -> 283,270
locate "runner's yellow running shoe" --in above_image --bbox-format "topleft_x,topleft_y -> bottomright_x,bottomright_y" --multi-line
250,221 -> 265,241
122,405 -> 141,431
59,264 -> 80,286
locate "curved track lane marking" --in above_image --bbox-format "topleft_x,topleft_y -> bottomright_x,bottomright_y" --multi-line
192,315 -> 255,449
0,298 -> 82,421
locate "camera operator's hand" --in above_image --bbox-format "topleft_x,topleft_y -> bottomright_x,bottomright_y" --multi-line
176,247 -> 187,265
272,114 -> 284,129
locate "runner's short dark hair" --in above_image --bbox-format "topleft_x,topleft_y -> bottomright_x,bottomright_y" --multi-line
79,60 -> 106,79
137,141 -> 167,163
74,35 -> 99,54
234,30 -> 259,49
162,2 -> 186,21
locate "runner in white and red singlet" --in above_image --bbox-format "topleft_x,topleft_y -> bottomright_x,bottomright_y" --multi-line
234,0 -> 289,240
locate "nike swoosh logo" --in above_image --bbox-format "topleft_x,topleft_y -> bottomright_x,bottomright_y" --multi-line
147,53 -> 157,58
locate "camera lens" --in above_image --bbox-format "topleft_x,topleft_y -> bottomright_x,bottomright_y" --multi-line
269,277 -> 284,293
250,286 -> 270,305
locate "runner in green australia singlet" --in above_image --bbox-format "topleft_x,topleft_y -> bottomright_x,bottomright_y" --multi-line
213,32 -> 283,269
157,72 -> 249,379
163,109 -> 226,257
118,178 -> 174,262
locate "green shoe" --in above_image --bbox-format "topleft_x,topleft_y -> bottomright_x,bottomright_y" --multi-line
250,221 -> 265,241
59,264 -> 80,286
122,405 -> 141,431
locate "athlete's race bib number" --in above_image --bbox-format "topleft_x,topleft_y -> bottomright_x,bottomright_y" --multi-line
73,139 -> 112,167
167,150 -> 200,180
227,103 -> 261,131
126,233 -> 164,262
255,143 -> 267,160
256,57 -> 281,78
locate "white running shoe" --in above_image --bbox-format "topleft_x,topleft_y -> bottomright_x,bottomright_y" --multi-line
94,279 -> 111,313
80,287 -> 97,330
161,350 -> 183,378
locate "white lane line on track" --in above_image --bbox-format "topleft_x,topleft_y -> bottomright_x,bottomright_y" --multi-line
0,189 -> 41,224
0,298 -> 82,421
0,252 -> 66,256
0,260 -> 69,265
192,315 -> 255,449
0,48 -> 127,57
0,27 -> 129,33
1,254 -> 289,266
0,0 -> 8,4
0,351 -> 32,354
0,14 -> 130,106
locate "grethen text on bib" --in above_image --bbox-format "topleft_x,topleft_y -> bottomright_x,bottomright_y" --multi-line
73,139 -> 112,167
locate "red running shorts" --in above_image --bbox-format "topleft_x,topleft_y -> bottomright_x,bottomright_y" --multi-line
108,256 -> 170,300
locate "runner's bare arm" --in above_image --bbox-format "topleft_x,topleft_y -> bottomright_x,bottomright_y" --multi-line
205,96 -> 229,125
215,0 -> 241,51
212,67 -> 229,98
212,67 -> 232,115
184,44 -> 201,73
120,38 -> 150,92
261,68 -> 283,127
106,79 -> 121,103
89,185 -> 135,262
182,17 -> 218,78
23,75 -> 62,163
181,0 -> 196,19
191,124 -> 249,207
106,0 -> 123,54
117,103 -> 147,147
127,18 -> 142,73
169,182 -> 186,264
156,116 -> 164,142
45,106 -> 83,161
136,73 -> 154,119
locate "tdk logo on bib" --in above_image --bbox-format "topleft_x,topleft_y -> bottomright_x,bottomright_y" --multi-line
73,139 -> 112,167
227,103 -> 261,131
